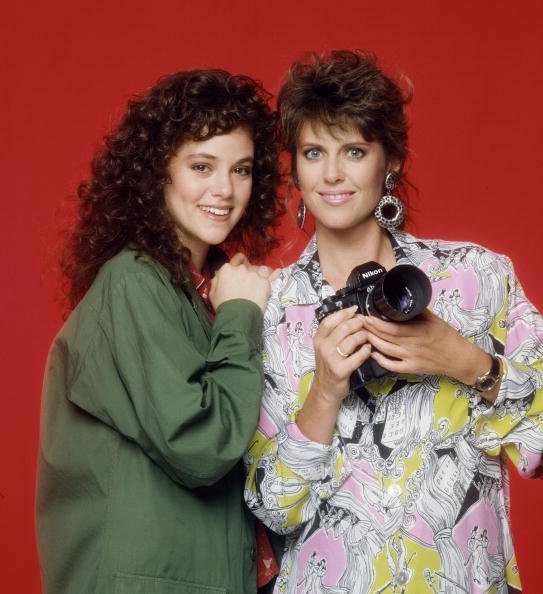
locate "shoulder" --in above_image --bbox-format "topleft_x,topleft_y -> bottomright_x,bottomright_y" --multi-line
62,251 -> 183,344
97,249 -> 170,287
85,249 -> 180,313
393,230 -> 513,271
268,239 -> 319,302
51,251 -> 185,379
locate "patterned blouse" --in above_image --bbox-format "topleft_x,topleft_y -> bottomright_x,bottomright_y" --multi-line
244,230 -> 543,594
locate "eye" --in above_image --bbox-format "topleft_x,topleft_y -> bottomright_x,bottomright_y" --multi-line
303,148 -> 322,160
234,165 -> 252,176
191,163 -> 210,173
346,147 -> 365,159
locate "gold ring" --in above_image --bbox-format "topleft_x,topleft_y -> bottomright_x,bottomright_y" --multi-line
336,345 -> 349,358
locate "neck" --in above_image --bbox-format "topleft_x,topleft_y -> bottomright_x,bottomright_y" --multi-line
316,222 -> 396,291
189,245 -> 209,273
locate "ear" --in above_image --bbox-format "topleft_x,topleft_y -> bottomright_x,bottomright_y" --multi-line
386,159 -> 402,175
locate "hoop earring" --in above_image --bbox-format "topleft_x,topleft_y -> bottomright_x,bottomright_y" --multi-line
374,172 -> 404,230
296,200 -> 307,229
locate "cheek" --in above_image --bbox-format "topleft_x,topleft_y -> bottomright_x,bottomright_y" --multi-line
237,180 -> 253,208
165,175 -> 200,209
296,167 -> 317,197
162,185 -> 176,215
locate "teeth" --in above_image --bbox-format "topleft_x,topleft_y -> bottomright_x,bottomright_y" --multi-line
322,193 -> 351,200
200,206 -> 230,215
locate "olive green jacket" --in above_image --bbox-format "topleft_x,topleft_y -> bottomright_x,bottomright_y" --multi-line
36,250 -> 263,594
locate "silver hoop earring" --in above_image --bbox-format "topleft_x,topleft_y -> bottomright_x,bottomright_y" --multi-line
296,200 -> 307,229
374,172 -> 404,230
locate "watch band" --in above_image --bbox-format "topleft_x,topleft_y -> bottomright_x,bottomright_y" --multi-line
472,355 -> 502,392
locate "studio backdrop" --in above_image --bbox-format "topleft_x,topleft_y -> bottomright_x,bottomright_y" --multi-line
2,1 -> 542,592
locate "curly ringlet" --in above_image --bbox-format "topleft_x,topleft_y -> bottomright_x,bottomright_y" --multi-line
61,69 -> 282,309
277,50 -> 412,199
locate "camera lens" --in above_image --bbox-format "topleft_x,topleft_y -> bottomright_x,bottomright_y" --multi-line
367,265 -> 431,321
390,287 -> 415,314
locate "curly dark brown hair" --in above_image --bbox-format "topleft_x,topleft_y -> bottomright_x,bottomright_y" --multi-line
277,50 -> 412,200
62,69 -> 282,309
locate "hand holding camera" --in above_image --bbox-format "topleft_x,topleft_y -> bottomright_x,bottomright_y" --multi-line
315,261 -> 432,392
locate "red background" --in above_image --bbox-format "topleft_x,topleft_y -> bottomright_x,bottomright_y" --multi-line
2,1 -> 542,592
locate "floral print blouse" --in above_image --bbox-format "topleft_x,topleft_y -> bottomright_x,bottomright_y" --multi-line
244,230 -> 543,594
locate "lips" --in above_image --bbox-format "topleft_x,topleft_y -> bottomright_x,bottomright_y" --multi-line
318,191 -> 354,206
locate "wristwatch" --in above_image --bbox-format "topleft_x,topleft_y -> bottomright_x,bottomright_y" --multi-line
472,355 -> 502,392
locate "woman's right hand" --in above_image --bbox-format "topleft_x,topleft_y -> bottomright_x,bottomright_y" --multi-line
296,306 -> 371,444
311,306 -> 372,405
209,257 -> 274,312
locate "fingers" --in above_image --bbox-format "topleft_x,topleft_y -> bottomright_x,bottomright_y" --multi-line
365,332 -> 405,360
210,262 -> 272,311
370,349 -> 406,373
336,329 -> 370,359
315,314 -> 371,376
362,315 -> 418,338
229,254 -> 280,281
230,252 -> 250,266
342,342 -> 372,368
256,265 -> 275,279
317,306 -> 359,339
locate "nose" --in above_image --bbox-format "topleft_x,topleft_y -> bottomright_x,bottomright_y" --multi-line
323,156 -> 344,184
211,169 -> 233,199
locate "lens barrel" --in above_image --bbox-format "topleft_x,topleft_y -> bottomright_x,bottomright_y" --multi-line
367,265 -> 432,322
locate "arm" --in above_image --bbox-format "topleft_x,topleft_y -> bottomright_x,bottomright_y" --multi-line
68,270 -> 265,488
244,283 -> 369,534
472,258 -> 543,476
363,255 -> 543,475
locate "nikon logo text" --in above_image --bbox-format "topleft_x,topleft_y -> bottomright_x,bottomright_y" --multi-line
361,269 -> 383,279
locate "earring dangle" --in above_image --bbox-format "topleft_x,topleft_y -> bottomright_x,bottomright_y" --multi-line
296,200 -> 307,229
374,172 -> 405,230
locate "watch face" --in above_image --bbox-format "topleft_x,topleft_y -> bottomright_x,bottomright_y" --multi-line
477,377 -> 496,391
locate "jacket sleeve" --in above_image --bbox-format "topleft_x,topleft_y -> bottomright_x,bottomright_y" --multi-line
68,270 -> 264,489
244,280 -> 351,535
469,255 -> 543,477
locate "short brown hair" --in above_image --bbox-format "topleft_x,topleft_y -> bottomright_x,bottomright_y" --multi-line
278,50 -> 411,181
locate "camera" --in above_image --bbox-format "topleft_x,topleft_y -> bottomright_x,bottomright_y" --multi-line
315,261 -> 432,392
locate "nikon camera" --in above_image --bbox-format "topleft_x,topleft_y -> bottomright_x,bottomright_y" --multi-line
315,261 -> 432,392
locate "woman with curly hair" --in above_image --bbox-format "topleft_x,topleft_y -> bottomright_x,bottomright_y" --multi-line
36,69 -> 282,594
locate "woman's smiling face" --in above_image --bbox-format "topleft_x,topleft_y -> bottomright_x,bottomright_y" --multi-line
164,127 -> 254,264
295,121 -> 390,235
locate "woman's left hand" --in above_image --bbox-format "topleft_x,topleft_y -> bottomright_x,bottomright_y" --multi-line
361,310 -> 493,386
230,252 -> 281,282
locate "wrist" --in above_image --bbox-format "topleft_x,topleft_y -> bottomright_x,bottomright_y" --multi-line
296,381 -> 343,445
451,341 -> 490,385
453,343 -> 502,396
308,378 -> 345,411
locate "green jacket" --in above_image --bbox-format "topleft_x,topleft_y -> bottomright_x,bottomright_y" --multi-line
36,250 -> 263,594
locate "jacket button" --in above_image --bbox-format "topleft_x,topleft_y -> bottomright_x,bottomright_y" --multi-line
250,546 -> 257,561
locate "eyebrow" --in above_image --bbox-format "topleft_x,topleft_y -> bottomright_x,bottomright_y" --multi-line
187,153 -> 254,163
298,140 -> 371,150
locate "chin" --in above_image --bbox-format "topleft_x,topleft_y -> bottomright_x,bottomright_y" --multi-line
203,232 -> 231,246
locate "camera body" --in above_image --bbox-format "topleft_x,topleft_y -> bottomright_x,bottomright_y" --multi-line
315,261 -> 432,391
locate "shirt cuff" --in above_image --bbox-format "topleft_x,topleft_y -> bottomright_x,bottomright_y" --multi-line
277,422 -> 352,486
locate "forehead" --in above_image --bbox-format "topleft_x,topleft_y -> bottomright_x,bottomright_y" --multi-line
298,120 -> 370,146
174,126 -> 254,158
